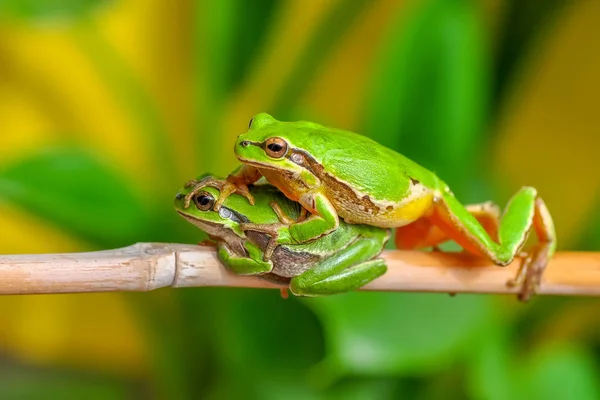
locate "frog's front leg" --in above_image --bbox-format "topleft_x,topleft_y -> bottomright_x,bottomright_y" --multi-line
268,201 -> 309,224
290,236 -> 388,296
240,191 -> 340,261
183,166 -> 262,210
406,187 -> 555,301
290,190 -> 339,241
217,241 -> 273,275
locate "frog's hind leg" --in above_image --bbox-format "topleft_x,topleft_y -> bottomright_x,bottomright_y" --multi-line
428,187 -> 555,301
289,237 -> 387,297
395,202 -> 501,250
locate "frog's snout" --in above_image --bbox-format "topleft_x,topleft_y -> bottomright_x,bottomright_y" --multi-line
233,135 -> 248,156
234,135 -> 248,148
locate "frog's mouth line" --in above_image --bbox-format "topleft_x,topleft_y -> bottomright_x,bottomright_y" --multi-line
176,210 -> 217,227
235,156 -> 286,172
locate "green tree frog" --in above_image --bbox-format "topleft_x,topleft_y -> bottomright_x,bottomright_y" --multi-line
175,178 -> 389,296
184,113 -> 556,301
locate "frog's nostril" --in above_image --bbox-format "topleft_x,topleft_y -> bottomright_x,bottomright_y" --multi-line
240,140 -> 250,147
175,192 -> 185,200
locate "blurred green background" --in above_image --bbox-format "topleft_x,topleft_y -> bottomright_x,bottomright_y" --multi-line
1,0 -> 600,398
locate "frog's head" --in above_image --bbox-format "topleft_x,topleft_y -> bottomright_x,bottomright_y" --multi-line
174,185 -> 248,240
233,113 -> 327,178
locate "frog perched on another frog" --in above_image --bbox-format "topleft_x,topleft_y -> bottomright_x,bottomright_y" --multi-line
175,177 -> 389,296
184,113 -> 556,301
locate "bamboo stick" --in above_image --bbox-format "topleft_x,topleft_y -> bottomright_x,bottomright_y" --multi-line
0,243 -> 598,296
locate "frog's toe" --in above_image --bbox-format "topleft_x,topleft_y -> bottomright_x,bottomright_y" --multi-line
184,179 -> 199,188
241,194 -> 254,205
183,190 -> 197,209
238,186 -> 255,205
507,242 -> 550,302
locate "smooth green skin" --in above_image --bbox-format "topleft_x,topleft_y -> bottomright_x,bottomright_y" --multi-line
174,181 -> 389,296
240,113 -> 441,200
229,113 -> 556,298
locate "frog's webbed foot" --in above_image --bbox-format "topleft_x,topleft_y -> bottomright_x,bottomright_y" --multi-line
239,222 -> 288,261
506,242 -> 551,302
184,176 -> 254,210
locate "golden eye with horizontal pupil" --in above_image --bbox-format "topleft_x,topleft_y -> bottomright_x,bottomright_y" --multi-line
194,192 -> 214,211
264,137 -> 288,158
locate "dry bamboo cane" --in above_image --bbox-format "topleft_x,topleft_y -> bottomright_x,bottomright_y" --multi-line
0,243 -> 599,296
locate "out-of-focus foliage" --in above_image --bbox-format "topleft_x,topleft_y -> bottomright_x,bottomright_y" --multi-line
0,0 -> 110,22
1,0 -> 600,399
0,147 -> 151,247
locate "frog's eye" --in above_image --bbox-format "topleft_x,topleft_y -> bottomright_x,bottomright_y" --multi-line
194,193 -> 215,211
264,137 -> 288,159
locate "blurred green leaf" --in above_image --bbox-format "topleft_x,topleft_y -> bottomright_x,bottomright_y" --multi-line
125,291 -> 199,400
207,371 -> 404,400
75,25 -> 178,192
198,0 -> 279,104
361,0 -> 488,196
272,0 -> 371,118
205,370 -> 264,400
493,0 -> 572,112
201,289 -> 325,400
572,193 -> 600,251
194,0 -> 279,172
212,289 -> 324,373
467,326 -> 516,400
303,292 -> 495,383
326,377 -> 402,400
409,371 -> 468,400
0,365 -> 131,399
0,146 -> 151,248
0,0 -> 110,22
208,372 -> 322,400
518,344 -> 600,400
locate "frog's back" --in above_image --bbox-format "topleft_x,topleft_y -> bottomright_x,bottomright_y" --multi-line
285,123 -> 439,201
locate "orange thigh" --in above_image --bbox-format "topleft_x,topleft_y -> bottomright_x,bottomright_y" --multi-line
395,202 -> 500,250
